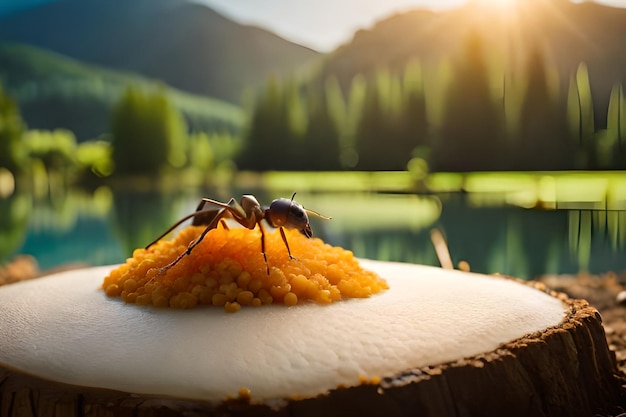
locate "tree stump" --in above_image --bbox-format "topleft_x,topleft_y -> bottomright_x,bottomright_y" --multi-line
0,261 -> 623,417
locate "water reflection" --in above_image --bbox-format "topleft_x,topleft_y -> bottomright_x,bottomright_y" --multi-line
0,191 -> 31,260
568,209 -> 626,272
111,189 -> 186,255
437,196 -> 571,278
3,185 -> 626,278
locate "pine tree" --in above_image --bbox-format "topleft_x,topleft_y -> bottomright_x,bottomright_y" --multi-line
240,76 -> 289,170
516,46 -> 573,170
433,31 -> 505,172
110,87 -> 187,175
355,69 -> 416,170
300,83 -> 342,170
397,60 -> 430,166
340,75 -> 367,169
354,72 -> 389,170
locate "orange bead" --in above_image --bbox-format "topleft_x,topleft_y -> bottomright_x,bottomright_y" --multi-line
101,224 -> 388,312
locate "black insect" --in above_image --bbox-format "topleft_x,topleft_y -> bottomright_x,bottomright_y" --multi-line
146,193 -> 330,274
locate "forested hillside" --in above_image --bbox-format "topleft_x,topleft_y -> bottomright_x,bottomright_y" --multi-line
318,0 -> 626,126
241,0 -> 626,171
0,0 -> 320,103
0,42 -> 244,141
2,0 -> 626,174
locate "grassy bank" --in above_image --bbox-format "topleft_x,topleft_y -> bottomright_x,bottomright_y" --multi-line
233,170 -> 626,210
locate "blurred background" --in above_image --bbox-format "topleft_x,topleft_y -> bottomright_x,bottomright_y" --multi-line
0,0 -> 625,279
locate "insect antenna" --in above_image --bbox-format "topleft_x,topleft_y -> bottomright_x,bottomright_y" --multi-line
289,192 -> 330,220
305,209 -> 332,220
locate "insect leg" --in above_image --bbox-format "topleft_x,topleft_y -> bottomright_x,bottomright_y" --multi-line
258,222 -> 270,275
278,227 -> 296,260
156,208 -> 227,274
146,198 -> 240,250
145,211 -> 201,249
192,198 -> 239,226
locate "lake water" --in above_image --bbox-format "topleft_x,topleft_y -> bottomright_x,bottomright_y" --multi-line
2,183 -> 625,279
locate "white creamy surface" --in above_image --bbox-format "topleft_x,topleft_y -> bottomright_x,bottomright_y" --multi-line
0,260 -> 566,401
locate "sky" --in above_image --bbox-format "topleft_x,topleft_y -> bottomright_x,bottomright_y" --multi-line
196,0 -> 626,52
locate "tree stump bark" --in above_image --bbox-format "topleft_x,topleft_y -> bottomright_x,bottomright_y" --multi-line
0,264 -> 623,417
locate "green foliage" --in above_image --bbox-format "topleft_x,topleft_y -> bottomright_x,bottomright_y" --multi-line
606,84 -> 626,167
353,72 -> 391,170
0,82 -> 26,172
208,132 -> 241,167
239,41 -> 626,173
76,139 -> 113,178
576,63 -> 596,145
239,76 -> 296,171
0,0 -> 320,104
514,46 -> 574,170
352,66 -> 429,171
188,132 -> 214,171
23,129 -> 77,173
286,80 -> 308,139
0,192 -> 30,260
432,31 -> 505,172
240,63 -> 430,172
3,3 -> 626,175
567,63 -> 598,168
325,76 -> 353,168
110,87 -> 187,175
300,84 -> 342,170
239,74 -> 343,171
0,80 -> 115,181
398,61 -> 429,163
0,42 -> 244,141
340,75 -> 367,168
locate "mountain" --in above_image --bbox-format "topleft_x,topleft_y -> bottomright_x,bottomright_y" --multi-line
0,42 -> 244,141
0,0 -> 320,104
0,0 -> 57,18
317,0 -> 626,125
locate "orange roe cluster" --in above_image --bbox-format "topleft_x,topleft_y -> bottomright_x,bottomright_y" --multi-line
102,225 -> 388,312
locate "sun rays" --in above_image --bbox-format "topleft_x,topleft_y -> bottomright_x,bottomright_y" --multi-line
480,0 -> 520,13
469,0 -> 521,19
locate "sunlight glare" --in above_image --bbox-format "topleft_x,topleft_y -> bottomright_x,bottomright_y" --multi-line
476,0 -> 519,14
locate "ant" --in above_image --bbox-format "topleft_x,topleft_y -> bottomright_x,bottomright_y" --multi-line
145,193 -> 330,274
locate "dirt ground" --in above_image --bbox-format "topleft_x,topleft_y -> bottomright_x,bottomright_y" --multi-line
539,271 -> 626,377
538,270 -> 626,416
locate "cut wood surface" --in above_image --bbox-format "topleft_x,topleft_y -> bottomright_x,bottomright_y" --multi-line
0,262 -> 623,416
